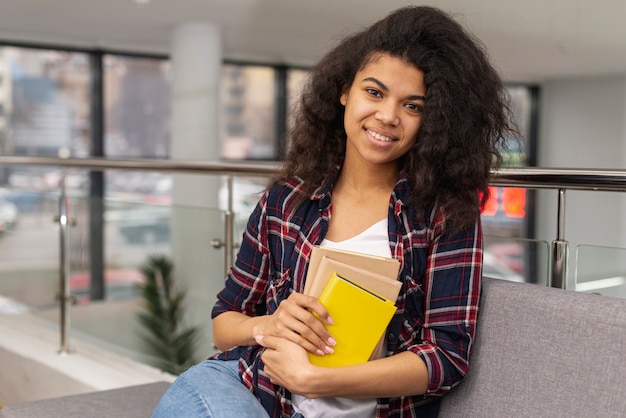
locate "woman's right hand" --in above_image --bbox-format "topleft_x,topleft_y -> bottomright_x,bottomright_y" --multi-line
254,292 -> 336,356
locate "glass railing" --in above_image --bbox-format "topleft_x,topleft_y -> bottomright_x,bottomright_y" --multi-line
1,157 -> 626,377
575,244 -> 626,299
0,188 -> 61,312
0,191 -> 586,373
77,198 -> 228,364
483,235 -> 551,286
0,190 -> 236,366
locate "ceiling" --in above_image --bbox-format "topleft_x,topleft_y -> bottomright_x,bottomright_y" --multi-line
1,0 -> 626,83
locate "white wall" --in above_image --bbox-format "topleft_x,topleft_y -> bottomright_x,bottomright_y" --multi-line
537,75 -> 626,288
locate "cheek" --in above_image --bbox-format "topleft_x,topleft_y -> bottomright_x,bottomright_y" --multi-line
406,119 -> 422,142
343,103 -> 367,129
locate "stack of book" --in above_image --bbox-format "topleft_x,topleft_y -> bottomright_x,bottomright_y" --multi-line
304,246 -> 401,367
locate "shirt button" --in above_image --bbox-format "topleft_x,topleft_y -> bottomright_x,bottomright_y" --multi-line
389,333 -> 395,340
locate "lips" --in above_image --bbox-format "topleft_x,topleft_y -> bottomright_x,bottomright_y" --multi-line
366,128 -> 395,142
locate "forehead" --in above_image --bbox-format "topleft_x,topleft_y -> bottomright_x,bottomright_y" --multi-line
355,53 -> 426,92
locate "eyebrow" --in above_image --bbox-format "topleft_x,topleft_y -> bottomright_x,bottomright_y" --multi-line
362,77 -> 426,101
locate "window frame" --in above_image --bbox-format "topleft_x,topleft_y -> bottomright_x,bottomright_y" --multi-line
0,39 -> 541,293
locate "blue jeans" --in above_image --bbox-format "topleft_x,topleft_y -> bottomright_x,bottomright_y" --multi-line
152,359 -> 272,418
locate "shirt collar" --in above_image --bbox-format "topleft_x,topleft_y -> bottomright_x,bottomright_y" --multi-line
308,169 -> 412,214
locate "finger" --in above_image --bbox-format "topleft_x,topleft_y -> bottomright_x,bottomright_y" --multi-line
266,325 -> 329,356
292,321 -> 335,354
288,293 -> 334,325
282,294 -> 334,339
254,335 -> 316,355
257,332 -> 329,357
291,332 -> 333,356
275,308 -> 335,354
255,334 -> 268,347
274,298 -> 335,352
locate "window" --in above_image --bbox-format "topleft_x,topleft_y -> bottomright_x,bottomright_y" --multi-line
0,42 -> 542,291
481,85 -> 541,284
283,68 -> 308,154
0,46 -> 90,190
0,46 -> 90,159
102,54 -> 172,208
481,86 -> 535,239
104,55 -> 171,158
0,46 -> 92,307
220,64 -> 276,160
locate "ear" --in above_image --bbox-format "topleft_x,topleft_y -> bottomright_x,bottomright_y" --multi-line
340,90 -> 348,106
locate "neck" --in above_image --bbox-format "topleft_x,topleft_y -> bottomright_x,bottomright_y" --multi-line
336,161 -> 398,198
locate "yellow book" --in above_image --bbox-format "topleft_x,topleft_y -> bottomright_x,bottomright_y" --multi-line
308,272 -> 397,368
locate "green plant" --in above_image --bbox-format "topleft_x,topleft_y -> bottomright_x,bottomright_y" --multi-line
136,254 -> 201,375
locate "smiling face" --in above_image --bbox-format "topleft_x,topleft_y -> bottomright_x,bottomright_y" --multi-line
340,53 -> 426,173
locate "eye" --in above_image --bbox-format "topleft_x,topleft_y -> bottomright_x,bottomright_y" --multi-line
365,88 -> 382,98
404,102 -> 423,113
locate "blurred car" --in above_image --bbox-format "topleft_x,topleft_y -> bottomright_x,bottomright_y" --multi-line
118,205 -> 171,244
483,252 -> 524,283
218,177 -> 266,234
0,187 -> 47,213
0,198 -> 18,233
69,269 -> 144,304
0,294 -> 29,314
487,242 -> 523,274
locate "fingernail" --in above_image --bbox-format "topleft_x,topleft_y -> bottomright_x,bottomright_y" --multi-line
316,349 -> 325,356
255,335 -> 263,344
324,346 -> 334,354
327,337 -> 336,347
326,316 -> 334,325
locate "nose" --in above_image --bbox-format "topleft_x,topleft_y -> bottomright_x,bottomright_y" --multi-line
375,101 -> 399,126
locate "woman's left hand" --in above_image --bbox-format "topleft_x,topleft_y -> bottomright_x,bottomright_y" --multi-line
255,334 -> 317,395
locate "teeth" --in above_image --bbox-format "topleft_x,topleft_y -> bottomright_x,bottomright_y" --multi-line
367,129 -> 393,142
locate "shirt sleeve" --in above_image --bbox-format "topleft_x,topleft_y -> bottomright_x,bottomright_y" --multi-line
409,217 -> 483,396
211,191 -> 272,319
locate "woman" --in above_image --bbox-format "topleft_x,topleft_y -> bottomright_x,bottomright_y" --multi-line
153,5 -> 515,418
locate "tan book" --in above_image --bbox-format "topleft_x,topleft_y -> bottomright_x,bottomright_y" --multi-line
304,246 -> 401,298
306,255 -> 402,302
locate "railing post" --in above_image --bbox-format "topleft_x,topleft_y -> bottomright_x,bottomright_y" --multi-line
57,167 -> 73,354
224,175 -> 235,276
550,188 -> 568,289
211,175 -> 237,277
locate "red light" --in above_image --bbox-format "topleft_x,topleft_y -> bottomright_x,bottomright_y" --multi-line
502,188 -> 526,218
481,187 -> 498,216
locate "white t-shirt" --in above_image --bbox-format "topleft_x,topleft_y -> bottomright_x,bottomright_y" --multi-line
292,218 -> 391,418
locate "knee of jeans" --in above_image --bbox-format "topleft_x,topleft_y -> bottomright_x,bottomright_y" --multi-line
179,359 -> 239,382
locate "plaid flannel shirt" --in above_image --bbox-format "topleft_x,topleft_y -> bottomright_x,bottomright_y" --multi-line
211,173 -> 482,418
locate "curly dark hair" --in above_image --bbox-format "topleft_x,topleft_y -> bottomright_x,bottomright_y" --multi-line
273,6 -> 517,233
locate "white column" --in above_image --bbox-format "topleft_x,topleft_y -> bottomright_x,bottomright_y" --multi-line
170,21 -> 222,204
169,22 -> 223,357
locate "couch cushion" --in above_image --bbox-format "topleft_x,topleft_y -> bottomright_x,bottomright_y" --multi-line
440,277 -> 626,417
0,382 -> 170,418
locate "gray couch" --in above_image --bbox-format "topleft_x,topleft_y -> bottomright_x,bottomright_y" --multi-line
2,277 -> 625,417
439,277 -> 626,417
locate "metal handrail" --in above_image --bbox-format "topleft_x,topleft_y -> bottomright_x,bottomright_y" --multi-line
490,167 -> 626,192
1,155 -> 626,352
2,156 -> 626,190
0,155 -> 281,177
